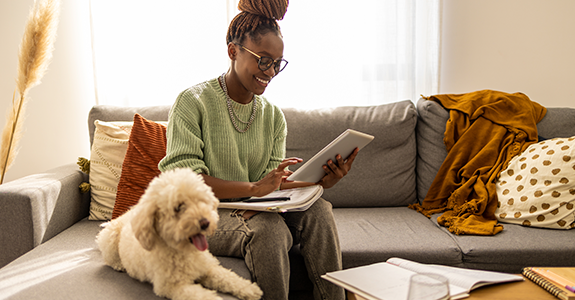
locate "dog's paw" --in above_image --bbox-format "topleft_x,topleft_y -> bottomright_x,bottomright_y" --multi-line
234,282 -> 263,300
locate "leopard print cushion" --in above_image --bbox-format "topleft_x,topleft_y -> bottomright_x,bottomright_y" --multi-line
495,136 -> 575,229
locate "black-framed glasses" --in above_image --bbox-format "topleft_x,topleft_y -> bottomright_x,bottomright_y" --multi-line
236,43 -> 288,74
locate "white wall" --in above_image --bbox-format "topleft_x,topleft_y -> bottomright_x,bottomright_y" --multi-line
0,0 -> 94,183
0,0 -> 573,182
440,0 -> 575,108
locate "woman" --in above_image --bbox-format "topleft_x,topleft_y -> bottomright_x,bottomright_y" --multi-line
159,1 -> 357,299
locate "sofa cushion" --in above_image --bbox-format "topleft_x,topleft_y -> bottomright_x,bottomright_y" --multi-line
495,136 -> 575,229
430,214 -> 575,273
537,106 -> 575,139
113,115 -> 167,219
88,121 -> 133,220
0,219 -> 248,300
283,100 -> 418,208
415,98 -> 449,204
334,207 -> 462,269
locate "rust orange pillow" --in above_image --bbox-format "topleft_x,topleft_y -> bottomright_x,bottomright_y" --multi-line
112,114 -> 167,219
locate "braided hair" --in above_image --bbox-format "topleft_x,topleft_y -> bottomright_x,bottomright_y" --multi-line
226,0 -> 289,45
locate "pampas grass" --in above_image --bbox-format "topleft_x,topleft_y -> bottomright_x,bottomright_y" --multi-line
0,0 -> 60,183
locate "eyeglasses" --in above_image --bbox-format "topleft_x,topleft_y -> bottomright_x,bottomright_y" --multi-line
235,43 -> 288,74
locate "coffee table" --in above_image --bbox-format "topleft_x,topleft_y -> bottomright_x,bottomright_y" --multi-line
347,275 -> 556,300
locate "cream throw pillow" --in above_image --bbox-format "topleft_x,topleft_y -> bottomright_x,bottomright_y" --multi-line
496,136 -> 575,229
88,121 -> 133,220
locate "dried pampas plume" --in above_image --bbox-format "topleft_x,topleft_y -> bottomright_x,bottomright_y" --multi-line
0,0 -> 60,183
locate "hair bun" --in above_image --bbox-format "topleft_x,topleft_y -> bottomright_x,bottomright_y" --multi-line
238,0 -> 288,20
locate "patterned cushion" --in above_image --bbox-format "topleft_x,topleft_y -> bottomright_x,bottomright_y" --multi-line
88,121 -> 133,220
496,136 -> 575,229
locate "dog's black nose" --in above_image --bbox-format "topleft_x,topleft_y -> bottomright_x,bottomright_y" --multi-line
199,218 -> 210,230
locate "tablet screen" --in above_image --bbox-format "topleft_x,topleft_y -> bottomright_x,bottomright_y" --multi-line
286,129 -> 374,183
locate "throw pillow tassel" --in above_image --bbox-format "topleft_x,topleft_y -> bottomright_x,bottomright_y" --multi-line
77,157 -> 90,193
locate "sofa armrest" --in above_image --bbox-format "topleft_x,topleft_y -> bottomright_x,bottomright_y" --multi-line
0,163 -> 90,268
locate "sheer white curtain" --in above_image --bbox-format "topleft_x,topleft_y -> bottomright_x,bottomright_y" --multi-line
90,0 -> 440,108
89,1 -> 231,106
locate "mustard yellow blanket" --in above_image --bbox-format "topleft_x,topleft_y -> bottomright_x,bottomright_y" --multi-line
410,90 -> 547,235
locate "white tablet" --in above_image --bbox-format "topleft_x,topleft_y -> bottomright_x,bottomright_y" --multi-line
286,129 -> 374,183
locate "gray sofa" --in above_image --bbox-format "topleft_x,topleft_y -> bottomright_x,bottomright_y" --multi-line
1,98 -> 575,300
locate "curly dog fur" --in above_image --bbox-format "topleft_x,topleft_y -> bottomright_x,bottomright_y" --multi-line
96,168 -> 262,300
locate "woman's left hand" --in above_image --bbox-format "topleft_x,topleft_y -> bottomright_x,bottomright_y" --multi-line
317,147 -> 359,189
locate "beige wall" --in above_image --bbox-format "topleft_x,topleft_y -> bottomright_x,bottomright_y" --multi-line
0,0 -> 573,182
440,0 -> 575,108
0,0 -> 94,182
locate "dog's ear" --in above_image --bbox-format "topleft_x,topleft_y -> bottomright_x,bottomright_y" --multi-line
131,199 -> 159,251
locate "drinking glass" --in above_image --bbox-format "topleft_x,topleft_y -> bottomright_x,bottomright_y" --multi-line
407,273 -> 451,300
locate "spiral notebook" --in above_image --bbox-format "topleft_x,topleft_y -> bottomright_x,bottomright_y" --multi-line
523,267 -> 575,300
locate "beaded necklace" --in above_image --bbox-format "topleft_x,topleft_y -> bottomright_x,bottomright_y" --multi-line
219,73 -> 257,133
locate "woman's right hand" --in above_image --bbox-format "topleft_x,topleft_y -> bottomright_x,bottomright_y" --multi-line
252,157 -> 302,196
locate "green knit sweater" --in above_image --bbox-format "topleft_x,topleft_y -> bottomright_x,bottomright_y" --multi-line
158,77 -> 287,183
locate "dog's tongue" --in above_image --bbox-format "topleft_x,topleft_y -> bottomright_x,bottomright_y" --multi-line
191,234 -> 208,251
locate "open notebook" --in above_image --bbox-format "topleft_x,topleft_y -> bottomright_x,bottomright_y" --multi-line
218,185 -> 323,212
322,257 -> 523,300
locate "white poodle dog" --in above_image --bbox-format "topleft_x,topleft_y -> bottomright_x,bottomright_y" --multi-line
96,168 -> 262,300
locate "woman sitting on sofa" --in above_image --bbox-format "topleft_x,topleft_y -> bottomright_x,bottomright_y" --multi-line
158,0 -> 360,299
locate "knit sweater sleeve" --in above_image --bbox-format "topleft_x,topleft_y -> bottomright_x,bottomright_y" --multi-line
158,87 -> 210,175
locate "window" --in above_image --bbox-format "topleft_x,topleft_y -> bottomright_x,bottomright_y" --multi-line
90,0 -> 440,108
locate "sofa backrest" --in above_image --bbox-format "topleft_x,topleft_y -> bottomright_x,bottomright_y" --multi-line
415,98 -> 575,204
88,105 -> 172,146
89,100 -> 419,208
282,100 -> 418,208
